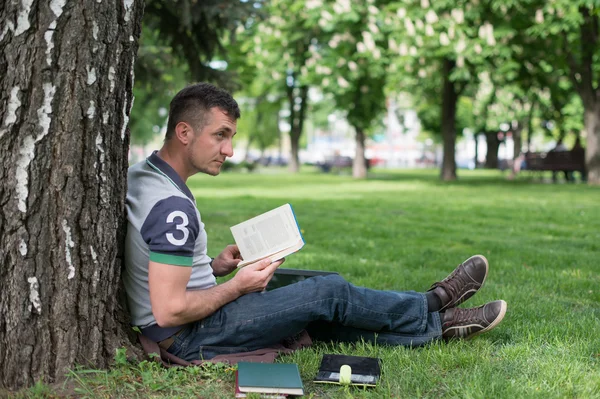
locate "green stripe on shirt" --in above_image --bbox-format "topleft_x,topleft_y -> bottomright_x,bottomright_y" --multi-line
149,252 -> 193,266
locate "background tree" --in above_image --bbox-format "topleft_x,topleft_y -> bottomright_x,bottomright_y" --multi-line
0,0 -> 143,390
236,0 -> 326,172
306,0 -> 389,179
384,0 -> 514,180
525,1 -> 600,184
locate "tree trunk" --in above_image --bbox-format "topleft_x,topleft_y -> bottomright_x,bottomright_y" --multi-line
287,85 -> 308,173
526,103 -> 535,153
0,0 -> 144,390
474,133 -> 479,168
513,123 -> 523,159
566,6 -> 599,184
583,102 -> 600,184
440,58 -> 458,181
484,131 -> 500,169
352,127 -> 367,179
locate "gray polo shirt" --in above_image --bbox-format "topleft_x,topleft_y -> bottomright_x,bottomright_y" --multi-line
123,151 -> 216,329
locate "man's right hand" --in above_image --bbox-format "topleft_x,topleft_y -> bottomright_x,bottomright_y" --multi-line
232,258 -> 285,294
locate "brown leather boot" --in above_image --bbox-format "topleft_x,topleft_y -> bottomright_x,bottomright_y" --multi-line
442,300 -> 507,340
428,255 -> 489,311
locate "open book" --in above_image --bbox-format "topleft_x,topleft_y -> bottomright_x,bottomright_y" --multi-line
230,203 -> 305,268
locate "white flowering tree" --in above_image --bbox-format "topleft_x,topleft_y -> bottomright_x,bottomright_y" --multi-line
384,0 -> 514,180
525,2 -> 600,184
235,0 -> 329,172
304,0 -> 389,178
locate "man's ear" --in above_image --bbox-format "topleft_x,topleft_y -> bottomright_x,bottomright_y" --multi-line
174,121 -> 193,145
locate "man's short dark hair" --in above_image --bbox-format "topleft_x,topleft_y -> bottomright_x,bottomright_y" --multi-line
165,83 -> 241,140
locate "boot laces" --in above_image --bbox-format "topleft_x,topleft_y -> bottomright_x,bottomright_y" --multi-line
453,306 -> 482,325
437,266 -> 470,300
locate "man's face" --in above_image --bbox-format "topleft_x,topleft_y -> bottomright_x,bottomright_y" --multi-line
187,107 -> 237,176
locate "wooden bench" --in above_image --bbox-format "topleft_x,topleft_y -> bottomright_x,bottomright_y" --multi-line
524,150 -> 587,181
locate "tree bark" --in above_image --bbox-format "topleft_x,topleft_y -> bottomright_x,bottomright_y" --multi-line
564,6 -> 599,184
352,127 -> 367,179
0,0 -> 144,390
583,102 -> 600,184
440,58 -> 458,181
512,122 -> 523,159
484,131 -> 500,169
287,85 -> 308,173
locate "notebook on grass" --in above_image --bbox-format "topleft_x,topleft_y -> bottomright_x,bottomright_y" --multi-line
314,354 -> 381,386
237,362 -> 304,396
235,371 -> 287,398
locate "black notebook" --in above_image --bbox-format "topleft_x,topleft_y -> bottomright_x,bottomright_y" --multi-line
314,354 -> 381,386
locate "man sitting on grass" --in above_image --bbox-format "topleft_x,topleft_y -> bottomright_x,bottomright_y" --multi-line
123,83 -> 508,361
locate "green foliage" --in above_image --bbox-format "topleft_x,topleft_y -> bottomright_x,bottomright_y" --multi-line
130,0 -> 262,145
130,27 -> 188,145
301,1 -> 390,133
114,348 -> 129,367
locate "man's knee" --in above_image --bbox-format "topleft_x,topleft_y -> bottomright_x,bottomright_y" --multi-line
309,274 -> 350,298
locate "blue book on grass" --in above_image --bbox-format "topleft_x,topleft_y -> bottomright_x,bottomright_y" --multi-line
237,362 -> 304,396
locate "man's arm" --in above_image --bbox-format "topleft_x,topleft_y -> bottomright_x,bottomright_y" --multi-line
148,257 -> 283,327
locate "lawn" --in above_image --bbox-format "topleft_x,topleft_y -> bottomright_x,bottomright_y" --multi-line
26,168 -> 600,398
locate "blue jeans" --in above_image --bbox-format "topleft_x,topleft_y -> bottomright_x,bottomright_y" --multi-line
167,275 -> 442,361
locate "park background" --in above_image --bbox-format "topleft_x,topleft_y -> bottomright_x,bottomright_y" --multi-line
1,0 -> 599,397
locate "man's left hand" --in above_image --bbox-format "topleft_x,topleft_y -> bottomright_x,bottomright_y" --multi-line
211,245 -> 242,276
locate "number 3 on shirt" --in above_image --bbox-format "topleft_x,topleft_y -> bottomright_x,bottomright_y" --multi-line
166,211 -> 189,246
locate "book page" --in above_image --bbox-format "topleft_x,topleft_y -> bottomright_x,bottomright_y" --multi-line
230,204 -> 303,265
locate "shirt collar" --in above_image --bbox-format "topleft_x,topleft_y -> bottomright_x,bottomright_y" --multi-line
146,151 -> 195,201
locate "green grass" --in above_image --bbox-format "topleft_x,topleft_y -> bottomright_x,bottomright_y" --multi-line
22,168 -> 600,398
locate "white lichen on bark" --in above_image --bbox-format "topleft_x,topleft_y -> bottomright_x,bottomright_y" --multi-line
44,21 -> 57,66
87,101 -> 96,119
16,136 -> 35,212
120,59 -> 136,139
90,246 -> 100,293
86,66 -> 97,85
94,133 -> 110,204
108,66 -> 116,93
4,86 -> 22,125
19,239 -> 28,256
92,21 -> 99,40
50,0 -> 66,17
15,0 -> 35,36
121,96 -> 133,140
0,86 -> 21,139
27,277 -> 42,314
92,21 -> 99,52
16,83 -> 55,212
123,0 -> 134,22
102,112 -> 109,125
95,133 -> 109,202
37,83 -> 57,140
0,21 -> 15,42
61,219 -> 76,279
